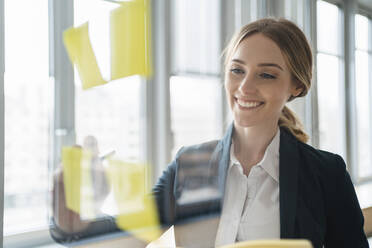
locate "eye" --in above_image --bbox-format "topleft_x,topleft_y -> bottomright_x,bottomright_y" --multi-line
230,68 -> 245,75
260,73 -> 276,79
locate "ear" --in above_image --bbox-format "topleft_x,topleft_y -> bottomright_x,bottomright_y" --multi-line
290,80 -> 304,97
291,86 -> 303,97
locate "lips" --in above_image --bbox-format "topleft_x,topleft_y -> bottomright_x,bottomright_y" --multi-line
235,97 -> 264,109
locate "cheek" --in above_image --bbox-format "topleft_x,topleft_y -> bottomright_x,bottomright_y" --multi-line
224,79 -> 235,96
225,73 -> 242,89
261,85 -> 290,106
224,81 -> 237,109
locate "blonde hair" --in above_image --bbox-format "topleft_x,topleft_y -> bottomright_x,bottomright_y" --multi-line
223,18 -> 312,143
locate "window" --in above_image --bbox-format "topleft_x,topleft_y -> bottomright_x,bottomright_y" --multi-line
170,76 -> 223,156
170,0 -> 223,157
74,0 -> 145,163
316,0 -> 346,159
355,14 -> 372,179
172,0 -> 220,75
4,0 -> 50,235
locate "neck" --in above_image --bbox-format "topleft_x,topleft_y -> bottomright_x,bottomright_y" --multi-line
232,121 -> 278,169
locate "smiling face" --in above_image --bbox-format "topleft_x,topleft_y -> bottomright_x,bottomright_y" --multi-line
225,33 -> 302,129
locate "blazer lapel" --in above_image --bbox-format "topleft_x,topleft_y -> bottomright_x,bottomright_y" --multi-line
217,123 -> 234,198
214,123 -> 235,246
279,128 -> 300,238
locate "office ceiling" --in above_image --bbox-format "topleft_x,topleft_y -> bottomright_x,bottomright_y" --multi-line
359,0 -> 372,11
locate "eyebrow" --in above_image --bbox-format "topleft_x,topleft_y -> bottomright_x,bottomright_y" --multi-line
231,59 -> 284,71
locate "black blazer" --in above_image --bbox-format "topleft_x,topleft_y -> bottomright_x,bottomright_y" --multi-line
153,124 -> 369,248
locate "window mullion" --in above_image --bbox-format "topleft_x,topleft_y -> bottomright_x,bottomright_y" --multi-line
306,0 -> 319,147
48,0 -> 74,170
343,0 -> 358,182
220,0 -> 235,131
149,0 -> 172,183
368,17 -> 372,180
338,2 -> 347,162
0,0 -> 5,245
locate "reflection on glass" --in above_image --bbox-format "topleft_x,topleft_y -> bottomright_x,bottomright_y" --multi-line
170,76 -> 223,157
4,0 -> 49,235
172,0 -> 220,75
51,0 -> 149,242
107,160 -> 161,242
75,77 -> 143,163
317,54 -> 345,158
74,0 -> 143,163
316,0 -> 340,54
51,133 -> 222,245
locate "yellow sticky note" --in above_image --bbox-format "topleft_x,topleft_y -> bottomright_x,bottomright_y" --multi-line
62,147 -> 95,218
107,160 -> 161,242
110,0 -> 153,80
63,23 -> 107,89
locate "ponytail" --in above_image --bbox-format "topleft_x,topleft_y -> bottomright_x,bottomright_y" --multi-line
278,106 -> 309,143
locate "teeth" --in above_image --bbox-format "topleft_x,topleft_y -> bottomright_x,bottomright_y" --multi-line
237,99 -> 263,108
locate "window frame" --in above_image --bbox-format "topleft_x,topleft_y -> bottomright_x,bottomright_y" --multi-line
354,9 -> 372,184
3,229 -> 56,248
341,0 -> 357,181
0,0 -> 4,245
2,0 -> 74,246
317,0 -> 372,185
316,0 -> 348,161
168,0 -> 225,155
148,0 -> 172,185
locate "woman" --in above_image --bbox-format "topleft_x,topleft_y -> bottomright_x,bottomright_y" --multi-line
52,18 -> 369,248
152,18 -> 369,248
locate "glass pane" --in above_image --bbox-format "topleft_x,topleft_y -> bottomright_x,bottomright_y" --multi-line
317,53 -> 345,158
74,0 -> 144,163
4,0 -> 49,234
355,50 -> 372,178
172,0 -> 221,75
355,14 -> 369,51
74,0 -> 117,81
170,76 -> 223,157
73,0 -> 144,193
51,1 -> 147,241
75,77 -> 143,162
317,0 -> 340,55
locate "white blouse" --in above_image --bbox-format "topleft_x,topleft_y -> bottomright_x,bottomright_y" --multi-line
215,129 -> 281,246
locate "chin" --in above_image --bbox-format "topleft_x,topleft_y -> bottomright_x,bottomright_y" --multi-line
233,118 -> 260,128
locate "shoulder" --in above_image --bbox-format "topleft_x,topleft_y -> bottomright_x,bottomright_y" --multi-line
280,128 -> 346,176
171,140 -> 222,172
294,138 -> 347,177
298,139 -> 345,165
294,144 -> 368,247
159,139 -> 221,177
175,140 -> 221,160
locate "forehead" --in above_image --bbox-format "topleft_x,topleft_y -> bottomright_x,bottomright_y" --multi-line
231,33 -> 287,68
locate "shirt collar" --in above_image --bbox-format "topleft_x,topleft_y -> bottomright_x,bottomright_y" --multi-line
229,128 -> 280,183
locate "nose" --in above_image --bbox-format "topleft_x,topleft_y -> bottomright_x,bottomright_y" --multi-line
238,72 -> 257,95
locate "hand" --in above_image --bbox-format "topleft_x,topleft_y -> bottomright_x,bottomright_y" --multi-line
52,137 -> 111,233
52,167 -> 91,233
83,136 -> 110,210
